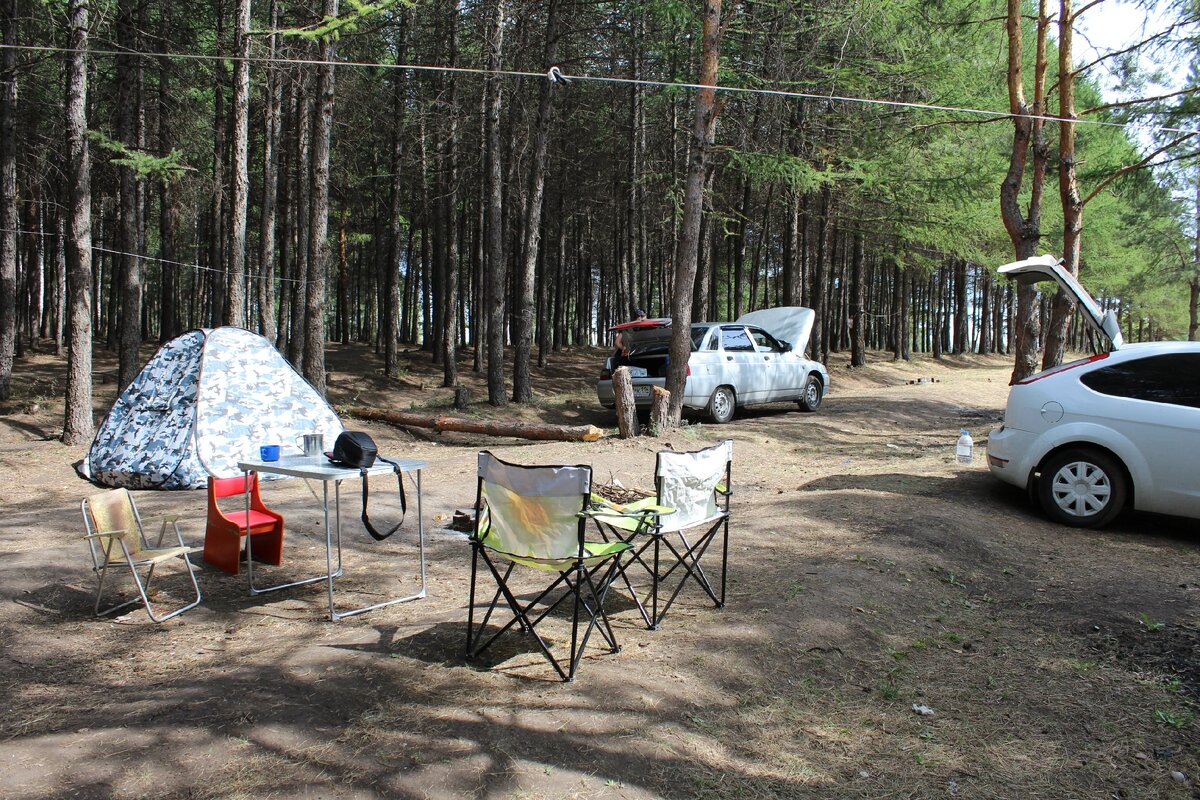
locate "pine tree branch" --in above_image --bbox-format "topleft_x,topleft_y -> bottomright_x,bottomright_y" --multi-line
1081,132 -> 1197,207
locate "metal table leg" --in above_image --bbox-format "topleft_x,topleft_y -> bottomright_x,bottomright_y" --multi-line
247,470 -> 343,596
326,467 -> 428,620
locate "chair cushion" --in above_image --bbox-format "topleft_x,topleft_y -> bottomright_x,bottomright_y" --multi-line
104,545 -> 195,565
218,509 -> 279,530
482,533 -> 630,572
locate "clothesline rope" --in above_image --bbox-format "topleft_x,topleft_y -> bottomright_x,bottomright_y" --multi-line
3,42 -> 1197,137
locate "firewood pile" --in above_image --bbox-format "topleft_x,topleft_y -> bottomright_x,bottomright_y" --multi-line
592,480 -> 654,505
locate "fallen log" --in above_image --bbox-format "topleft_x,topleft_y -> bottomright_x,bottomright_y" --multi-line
344,406 -> 604,442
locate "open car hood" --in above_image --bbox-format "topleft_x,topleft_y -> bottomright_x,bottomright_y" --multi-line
998,254 -> 1123,350
735,307 -> 816,354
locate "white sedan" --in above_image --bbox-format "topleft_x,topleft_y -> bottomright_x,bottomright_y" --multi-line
596,306 -> 830,423
987,255 -> 1200,527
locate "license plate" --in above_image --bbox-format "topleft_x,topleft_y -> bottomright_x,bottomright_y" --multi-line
627,366 -> 648,378
633,385 -> 652,399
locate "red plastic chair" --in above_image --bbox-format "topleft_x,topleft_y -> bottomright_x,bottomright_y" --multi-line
203,474 -> 285,575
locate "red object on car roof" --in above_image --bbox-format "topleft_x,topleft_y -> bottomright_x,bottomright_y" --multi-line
608,317 -> 671,332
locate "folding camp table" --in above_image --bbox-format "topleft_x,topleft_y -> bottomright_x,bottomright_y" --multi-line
236,454 -> 427,621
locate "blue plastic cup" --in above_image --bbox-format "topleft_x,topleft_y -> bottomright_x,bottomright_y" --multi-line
260,444 -> 280,462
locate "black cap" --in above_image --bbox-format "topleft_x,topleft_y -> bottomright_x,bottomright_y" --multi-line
635,308 -> 646,317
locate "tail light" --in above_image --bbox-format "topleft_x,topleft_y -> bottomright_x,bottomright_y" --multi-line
600,368 -> 612,380
1016,353 -> 1108,385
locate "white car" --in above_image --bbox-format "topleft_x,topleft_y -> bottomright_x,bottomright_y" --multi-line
596,306 -> 830,423
987,254 -> 1200,528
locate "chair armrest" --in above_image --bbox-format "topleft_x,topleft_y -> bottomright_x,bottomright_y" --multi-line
141,514 -> 181,523
589,492 -> 625,512
83,528 -> 129,539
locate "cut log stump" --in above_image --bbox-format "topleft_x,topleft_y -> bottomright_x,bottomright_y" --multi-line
649,386 -> 671,435
612,367 -> 639,439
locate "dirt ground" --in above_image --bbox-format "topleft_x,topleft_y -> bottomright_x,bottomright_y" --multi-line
1,339 -> 1197,800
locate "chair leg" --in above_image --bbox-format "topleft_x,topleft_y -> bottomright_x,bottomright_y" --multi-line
465,541 -> 480,656
93,566 -> 141,617
203,526 -> 243,575
144,553 -> 202,623
567,566 -> 582,682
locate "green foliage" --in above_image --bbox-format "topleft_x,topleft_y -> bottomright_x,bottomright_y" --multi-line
276,0 -> 413,41
727,150 -> 825,192
86,131 -> 190,183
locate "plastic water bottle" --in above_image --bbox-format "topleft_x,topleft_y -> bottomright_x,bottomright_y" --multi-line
956,429 -> 973,464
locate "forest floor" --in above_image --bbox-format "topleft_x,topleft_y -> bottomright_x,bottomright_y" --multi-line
0,339 -> 1197,799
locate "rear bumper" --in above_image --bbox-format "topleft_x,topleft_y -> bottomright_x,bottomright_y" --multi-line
986,425 -> 1039,490
596,378 -> 706,410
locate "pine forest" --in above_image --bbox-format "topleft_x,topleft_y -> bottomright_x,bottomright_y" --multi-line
1,0 -> 1199,441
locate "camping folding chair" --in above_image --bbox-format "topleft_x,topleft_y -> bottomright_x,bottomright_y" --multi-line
592,440 -> 732,629
81,488 -> 202,622
465,451 -> 651,682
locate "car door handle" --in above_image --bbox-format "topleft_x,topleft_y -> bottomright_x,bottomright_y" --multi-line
763,356 -> 770,361
726,356 -> 733,361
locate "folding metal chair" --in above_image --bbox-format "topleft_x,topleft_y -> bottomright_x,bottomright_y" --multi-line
465,451 -> 642,682
592,440 -> 732,629
81,488 -> 202,622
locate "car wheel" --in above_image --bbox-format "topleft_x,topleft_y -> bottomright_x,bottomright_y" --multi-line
706,386 -> 736,424
796,375 -> 822,412
1036,448 -> 1127,529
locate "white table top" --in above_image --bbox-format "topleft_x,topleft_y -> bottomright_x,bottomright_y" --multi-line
237,454 -> 428,482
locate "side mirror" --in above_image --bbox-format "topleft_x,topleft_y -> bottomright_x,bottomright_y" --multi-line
780,340 -> 793,352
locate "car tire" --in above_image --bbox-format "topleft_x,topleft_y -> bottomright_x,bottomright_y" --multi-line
706,386 -> 736,424
1036,448 -> 1127,529
796,375 -> 823,412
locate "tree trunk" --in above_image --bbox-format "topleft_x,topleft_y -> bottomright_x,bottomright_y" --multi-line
209,2 -> 226,328
1192,172 -> 1200,342
347,406 -> 602,442
116,0 -> 142,390
612,366 -> 639,438
384,11 -> 409,377
649,386 -> 670,435
1001,0 -> 1050,383
157,37 -> 181,344
512,0 -> 562,403
484,0 -> 507,406
225,0 -> 250,327
953,258 -> 968,354
440,3 -> 461,388
303,0 -> 339,396
63,0 -> 94,445
1043,0 -> 1081,369
0,0 -> 16,401
849,231 -> 865,367
666,0 -> 722,423
257,0 -> 282,341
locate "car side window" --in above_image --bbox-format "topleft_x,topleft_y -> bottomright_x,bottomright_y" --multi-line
1080,354 -> 1200,409
720,326 -> 755,352
749,328 -> 783,352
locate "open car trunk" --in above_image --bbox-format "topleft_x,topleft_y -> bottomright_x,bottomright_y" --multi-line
607,320 -> 682,378
998,254 -> 1123,350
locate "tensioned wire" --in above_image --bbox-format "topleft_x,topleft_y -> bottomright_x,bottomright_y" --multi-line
0,226 -> 308,284
4,42 -> 1199,137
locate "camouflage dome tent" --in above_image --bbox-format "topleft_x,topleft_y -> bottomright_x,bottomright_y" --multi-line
79,327 -> 344,490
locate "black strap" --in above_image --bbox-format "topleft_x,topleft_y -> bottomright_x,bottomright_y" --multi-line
359,456 -> 407,541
